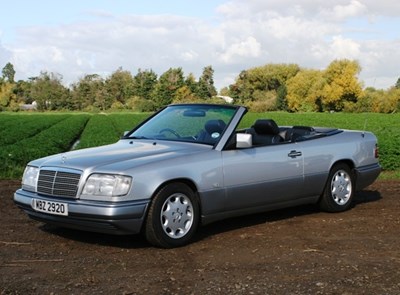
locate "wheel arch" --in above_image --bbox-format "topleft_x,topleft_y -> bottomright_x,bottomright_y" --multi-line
143,178 -> 201,219
330,159 -> 355,171
322,159 -> 357,192
154,178 -> 199,196
329,159 -> 357,181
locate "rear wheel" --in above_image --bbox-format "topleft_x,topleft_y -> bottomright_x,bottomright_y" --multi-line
145,183 -> 199,248
319,164 -> 354,212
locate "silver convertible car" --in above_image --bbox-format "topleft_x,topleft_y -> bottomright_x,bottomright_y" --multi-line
14,104 -> 381,248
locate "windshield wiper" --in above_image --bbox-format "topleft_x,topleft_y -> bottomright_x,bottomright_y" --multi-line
126,136 -> 149,140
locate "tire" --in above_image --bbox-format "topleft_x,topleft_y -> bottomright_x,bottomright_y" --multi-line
319,163 -> 354,212
145,183 -> 199,248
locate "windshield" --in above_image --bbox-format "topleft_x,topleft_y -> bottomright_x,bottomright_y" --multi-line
127,104 -> 238,145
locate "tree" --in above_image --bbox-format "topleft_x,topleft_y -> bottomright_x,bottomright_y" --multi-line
172,85 -> 198,103
14,80 -> 32,104
321,59 -> 362,111
185,73 -> 198,95
276,84 -> 288,111
395,77 -> 400,89
286,69 -> 325,112
153,68 -> 185,108
227,63 -> 300,109
371,87 -> 400,113
0,82 -> 16,110
71,74 -> 105,110
105,67 -> 134,106
29,72 -> 70,110
197,65 -> 217,99
2,62 -> 16,83
351,87 -> 378,113
132,69 -> 158,100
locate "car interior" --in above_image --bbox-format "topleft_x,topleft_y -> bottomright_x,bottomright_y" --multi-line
223,119 -> 341,149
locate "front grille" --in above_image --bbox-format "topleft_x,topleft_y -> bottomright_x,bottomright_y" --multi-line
37,169 -> 81,198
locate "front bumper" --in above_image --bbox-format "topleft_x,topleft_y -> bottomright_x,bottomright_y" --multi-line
14,189 -> 150,235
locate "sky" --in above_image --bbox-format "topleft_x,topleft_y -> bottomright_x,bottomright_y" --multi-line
1,0 -> 400,91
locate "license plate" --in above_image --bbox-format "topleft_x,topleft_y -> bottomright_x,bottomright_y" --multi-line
32,199 -> 68,216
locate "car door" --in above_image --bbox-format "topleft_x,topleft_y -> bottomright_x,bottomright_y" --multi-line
221,143 -> 304,211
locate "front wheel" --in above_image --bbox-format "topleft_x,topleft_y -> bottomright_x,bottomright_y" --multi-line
319,164 -> 354,212
145,183 -> 199,248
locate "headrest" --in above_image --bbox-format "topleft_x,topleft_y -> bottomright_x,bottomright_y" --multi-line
253,119 -> 279,135
205,119 -> 226,134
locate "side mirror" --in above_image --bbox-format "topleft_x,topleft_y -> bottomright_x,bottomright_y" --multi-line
236,133 -> 252,148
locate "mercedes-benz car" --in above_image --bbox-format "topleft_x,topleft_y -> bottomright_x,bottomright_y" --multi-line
14,104 -> 381,248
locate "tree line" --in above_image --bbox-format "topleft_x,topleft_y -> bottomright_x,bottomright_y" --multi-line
222,60 -> 400,113
1,60 -> 399,113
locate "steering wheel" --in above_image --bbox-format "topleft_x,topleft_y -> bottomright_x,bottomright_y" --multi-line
159,128 -> 181,138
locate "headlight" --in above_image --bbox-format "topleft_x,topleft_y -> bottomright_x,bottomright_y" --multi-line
22,166 -> 39,192
81,174 -> 132,197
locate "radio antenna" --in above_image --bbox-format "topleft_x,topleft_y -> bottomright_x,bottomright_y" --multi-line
362,118 -> 368,138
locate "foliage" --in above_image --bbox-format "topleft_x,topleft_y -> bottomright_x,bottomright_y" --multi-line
321,59 -> 363,111
153,67 -> 185,108
0,82 -> 17,109
229,60 -> 369,113
2,62 -> 16,83
0,60 -> 399,113
71,74 -> 105,110
197,66 -> 217,99
395,77 -> 400,89
286,69 -> 325,112
172,85 -> 200,103
370,87 -> 400,113
105,67 -> 135,106
132,69 -> 158,101
227,63 -> 300,109
29,72 -> 71,110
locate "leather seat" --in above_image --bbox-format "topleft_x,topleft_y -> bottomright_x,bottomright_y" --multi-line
248,119 -> 283,145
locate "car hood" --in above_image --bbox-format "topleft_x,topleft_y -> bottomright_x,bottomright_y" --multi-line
30,139 -> 211,172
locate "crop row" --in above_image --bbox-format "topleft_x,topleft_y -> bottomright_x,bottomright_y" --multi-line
0,114 -> 69,146
108,113 -> 150,135
75,113 -> 151,149
0,115 -> 90,178
75,114 -> 121,149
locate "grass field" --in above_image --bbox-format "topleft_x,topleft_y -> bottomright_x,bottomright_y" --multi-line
0,111 -> 398,179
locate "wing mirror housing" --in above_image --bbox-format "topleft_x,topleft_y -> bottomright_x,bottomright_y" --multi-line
236,133 -> 252,148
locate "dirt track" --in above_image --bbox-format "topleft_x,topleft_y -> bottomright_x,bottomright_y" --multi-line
1,180 -> 399,295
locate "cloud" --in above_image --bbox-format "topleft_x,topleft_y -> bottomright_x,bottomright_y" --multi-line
0,38 -> 12,71
7,15 -> 213,83
2,0 -> 400,90
311,36 -> 361,61
319,0 -> 368,21
213,0 -> 400,88
219,36 -> 262,63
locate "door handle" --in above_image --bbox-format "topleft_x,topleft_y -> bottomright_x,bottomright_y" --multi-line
288,150 -> 302,158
